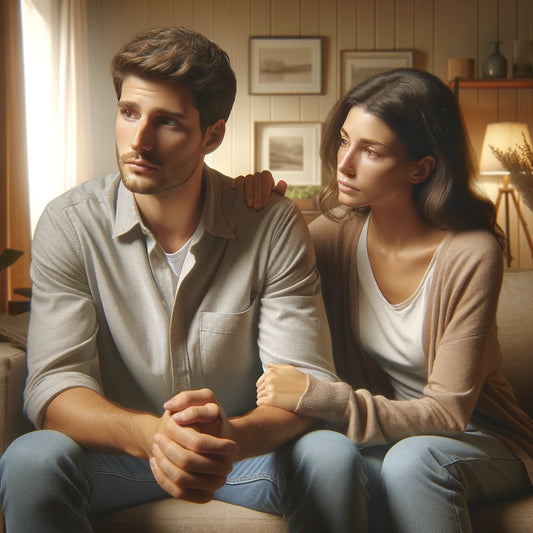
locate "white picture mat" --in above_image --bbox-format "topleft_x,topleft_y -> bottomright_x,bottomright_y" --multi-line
255,122 -> 322,185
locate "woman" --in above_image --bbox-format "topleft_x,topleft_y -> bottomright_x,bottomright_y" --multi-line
250,69 -> 533,532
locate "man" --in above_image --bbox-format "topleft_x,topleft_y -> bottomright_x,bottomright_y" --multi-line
0,27 -> 364,532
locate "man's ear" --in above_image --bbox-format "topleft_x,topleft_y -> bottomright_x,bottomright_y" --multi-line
203,119 -> 226,154
410,155 -> 435,184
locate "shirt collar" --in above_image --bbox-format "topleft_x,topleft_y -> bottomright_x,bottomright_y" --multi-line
112,166 -> 236,241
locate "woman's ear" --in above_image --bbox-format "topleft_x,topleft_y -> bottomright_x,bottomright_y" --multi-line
203,119 -> 226,154
410,155 -> 435,184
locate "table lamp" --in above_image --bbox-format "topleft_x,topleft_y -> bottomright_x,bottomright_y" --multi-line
479,122 -> 533,266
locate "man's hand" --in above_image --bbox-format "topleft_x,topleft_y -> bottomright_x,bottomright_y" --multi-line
150,389 -> 239,502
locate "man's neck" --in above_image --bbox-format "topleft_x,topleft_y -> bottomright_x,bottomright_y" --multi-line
134,178 -> 204,254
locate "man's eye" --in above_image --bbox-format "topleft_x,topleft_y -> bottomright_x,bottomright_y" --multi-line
121,108 -> 136,119
159,116 -> 177,126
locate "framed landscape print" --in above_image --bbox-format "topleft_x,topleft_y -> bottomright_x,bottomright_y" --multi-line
249,37 -> 323,94
341,50 -> 414,94
255,122 -> 322,185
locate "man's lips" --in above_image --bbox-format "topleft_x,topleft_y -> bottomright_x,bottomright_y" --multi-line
125,159 -> 159,171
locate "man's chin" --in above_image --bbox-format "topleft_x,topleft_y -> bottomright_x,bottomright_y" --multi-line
119,169 -> 157,195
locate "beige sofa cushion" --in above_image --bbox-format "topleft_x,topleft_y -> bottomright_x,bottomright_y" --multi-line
496,269 -> 533,416
90,498 -> 288,533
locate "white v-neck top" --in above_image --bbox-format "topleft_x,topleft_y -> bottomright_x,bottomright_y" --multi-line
357,217 -> 441,400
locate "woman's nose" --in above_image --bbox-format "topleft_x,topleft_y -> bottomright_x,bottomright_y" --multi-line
338,150 -> 356,178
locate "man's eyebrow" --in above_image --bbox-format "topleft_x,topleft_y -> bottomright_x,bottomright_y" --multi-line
117,101 -> 187,118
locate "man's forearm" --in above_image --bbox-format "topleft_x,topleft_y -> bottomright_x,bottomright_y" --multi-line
229,405 -> 315,461
43,387 -> 159,459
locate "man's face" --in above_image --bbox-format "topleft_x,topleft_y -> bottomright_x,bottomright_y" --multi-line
115,75 -> 208,196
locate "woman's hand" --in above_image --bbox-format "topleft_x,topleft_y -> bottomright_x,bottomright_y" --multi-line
230,170 -> 288,210
256,363 -> 308,412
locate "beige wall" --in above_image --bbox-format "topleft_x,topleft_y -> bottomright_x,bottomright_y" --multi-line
86,0 -> 533,268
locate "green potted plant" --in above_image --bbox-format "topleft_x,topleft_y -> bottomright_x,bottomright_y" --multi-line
285,185 -> 322,210
0,249 -> 32,300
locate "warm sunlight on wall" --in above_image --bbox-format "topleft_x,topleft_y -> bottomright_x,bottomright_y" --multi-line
21,0 -> 64,233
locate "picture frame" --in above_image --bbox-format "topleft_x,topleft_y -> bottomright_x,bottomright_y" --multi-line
255,122 -> 322,186
249,37 -> 323,94
341,50 -> 414,94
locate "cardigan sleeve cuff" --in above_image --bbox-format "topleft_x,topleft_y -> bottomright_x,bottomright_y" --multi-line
294,375 -> 353,430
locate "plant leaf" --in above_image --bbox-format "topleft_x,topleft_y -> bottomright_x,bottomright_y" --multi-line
0,249 -> 24,272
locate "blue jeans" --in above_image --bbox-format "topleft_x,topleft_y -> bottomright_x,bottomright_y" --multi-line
361,431 -> 531,533
0,429 -> 366,533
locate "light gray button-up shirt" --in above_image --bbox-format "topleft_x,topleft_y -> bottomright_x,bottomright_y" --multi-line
25,166 -> 337,427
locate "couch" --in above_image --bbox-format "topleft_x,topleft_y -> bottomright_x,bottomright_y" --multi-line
0,269 -> 532,532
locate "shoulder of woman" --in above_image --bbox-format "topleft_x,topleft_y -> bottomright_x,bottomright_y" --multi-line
436,229 -> 503,288
441,229 -> 502,263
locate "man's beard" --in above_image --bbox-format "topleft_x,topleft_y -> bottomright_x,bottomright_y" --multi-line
116,148 -> 202,195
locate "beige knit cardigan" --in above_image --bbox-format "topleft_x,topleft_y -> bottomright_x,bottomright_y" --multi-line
296,212 -> 533,484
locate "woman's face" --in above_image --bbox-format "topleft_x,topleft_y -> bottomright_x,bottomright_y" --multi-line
336,106 -> 420,210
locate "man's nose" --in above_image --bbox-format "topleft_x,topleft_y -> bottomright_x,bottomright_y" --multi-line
131,120 -> 152,152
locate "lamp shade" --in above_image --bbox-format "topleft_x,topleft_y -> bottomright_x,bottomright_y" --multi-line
479,122 -> 533,175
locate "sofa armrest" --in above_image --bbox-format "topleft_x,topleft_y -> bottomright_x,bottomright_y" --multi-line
0,343 -> 32,455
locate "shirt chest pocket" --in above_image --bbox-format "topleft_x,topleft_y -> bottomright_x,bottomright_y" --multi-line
199,299 -> 259,380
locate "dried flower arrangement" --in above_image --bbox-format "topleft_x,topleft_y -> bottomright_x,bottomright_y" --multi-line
490,133 -> 533,211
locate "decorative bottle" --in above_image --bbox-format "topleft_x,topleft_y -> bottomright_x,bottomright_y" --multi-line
483,41 -> 508,78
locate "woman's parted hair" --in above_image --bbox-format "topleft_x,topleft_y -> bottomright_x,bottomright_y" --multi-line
111,27 -> 236,133
320,68 -> 504,248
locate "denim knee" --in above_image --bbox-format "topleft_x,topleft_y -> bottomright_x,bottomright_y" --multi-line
0,430 -> 89,516
292,429 -> 366,485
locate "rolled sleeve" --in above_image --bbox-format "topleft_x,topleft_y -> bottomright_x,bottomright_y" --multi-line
257,202 -> 338,383
24,205 -> 103,427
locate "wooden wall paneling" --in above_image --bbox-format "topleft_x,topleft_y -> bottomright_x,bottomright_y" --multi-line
271,0 -> 300,34
211,0 -> 235,175
250,0 -> 271,35
515,0 -> 531,38
270,1 -> 301,122
147,0 -> 174,27
172,0 -> 193,27
413,0 -> 433,71
456,0 -> 478,67
395,0 -> 415,50
356,0 -> 376,49
337,0 -> 357,51
230,0 -> 253,176
319,0 -> 338,118
250,0 -> 272,172
191,0 -> 213,36
299,0 -> 321,122
99,0 -> 125,176
86,0 -> 106,180
497,0 -> 516,77
477,0 -> 499,78
121,0 -> 150,41
375,0 -> 396,50
433,0 -> 458,81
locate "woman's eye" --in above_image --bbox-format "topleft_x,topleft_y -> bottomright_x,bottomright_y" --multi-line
340,136 -> 348,147
363,147 -> 378,158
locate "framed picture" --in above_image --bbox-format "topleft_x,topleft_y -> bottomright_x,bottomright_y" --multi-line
341,50 -> 414,94
255,122 -> 321,186
249,37 -> 323,94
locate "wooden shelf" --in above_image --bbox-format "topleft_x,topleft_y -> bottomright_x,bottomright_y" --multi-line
451,78 -> 533,94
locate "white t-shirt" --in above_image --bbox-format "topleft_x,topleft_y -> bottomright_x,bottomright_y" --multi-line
357,217 -> 442,400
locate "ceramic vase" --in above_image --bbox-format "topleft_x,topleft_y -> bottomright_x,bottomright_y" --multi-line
482,41 -> 508,78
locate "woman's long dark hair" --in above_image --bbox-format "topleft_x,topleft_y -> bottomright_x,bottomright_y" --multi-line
320,68 -> 505,248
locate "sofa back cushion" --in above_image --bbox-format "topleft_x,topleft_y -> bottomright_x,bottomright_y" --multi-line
496,269 -> 533,417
